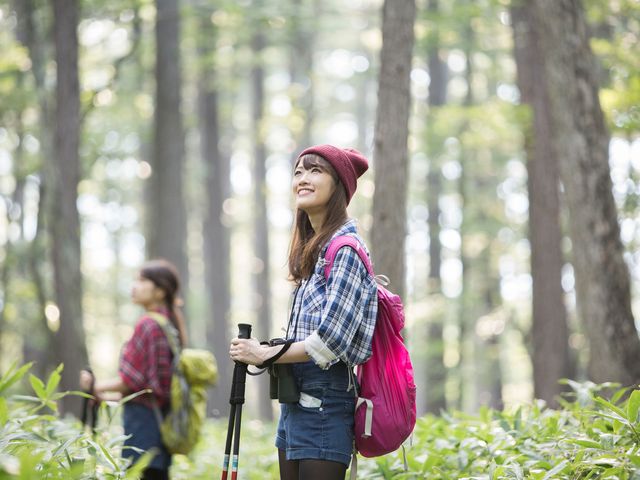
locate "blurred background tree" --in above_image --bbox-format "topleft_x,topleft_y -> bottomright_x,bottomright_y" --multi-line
0,0 -> 639,420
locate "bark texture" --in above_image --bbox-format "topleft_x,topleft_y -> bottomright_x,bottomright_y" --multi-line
251,31 -> 273,421
51,0 -> 88,415
15,0 -> 55,378
288,0 -> 315,151
424,0 -> 447,415
511,3 -> 572,407
371,0 -> 416,298
149,0 -> 188,287
197,14 -> 232,418
530,0 -> 640,385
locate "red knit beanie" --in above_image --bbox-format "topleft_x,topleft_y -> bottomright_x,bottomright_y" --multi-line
298,144 -> 369,204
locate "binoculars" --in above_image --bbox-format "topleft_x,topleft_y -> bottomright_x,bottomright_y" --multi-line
267,338 -> 300,403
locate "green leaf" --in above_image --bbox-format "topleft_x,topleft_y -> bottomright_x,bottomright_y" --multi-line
52,432 -> 84,458
0,397 -> 7,425
0,362 -> 33,395
88,438 -> 119,469
119,389 -> 153,406
28,375 -> 46,400
541,460 -> 568,480
44,399 -> 58,413
601,467 -> 624,478
124,451 -> 156,479
12,394 -> 42,403
513,407 -> 522,431
45,366 -> 63,397
591,410 -> 630,426
564,439 -> 602,449
627,390 -> 640,424
611,386 -> 632,405
595,397 -> 628,420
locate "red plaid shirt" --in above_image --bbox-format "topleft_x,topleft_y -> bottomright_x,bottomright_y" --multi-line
119,310 -> 173,408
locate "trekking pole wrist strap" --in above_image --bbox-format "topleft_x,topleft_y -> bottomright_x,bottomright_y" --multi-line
256,339 -> 294,369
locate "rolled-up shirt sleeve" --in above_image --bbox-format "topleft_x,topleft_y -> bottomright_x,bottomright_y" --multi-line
304,246 -> 377,369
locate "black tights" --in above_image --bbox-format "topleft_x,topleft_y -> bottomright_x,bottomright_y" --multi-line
142,468 -> 169,480
278,449 -> 347,480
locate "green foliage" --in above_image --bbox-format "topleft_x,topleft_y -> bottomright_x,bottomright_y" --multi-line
586,0 -> 640,133
355,382 -> 640,479
0,362 -> 148,479
2,363 -> 640,479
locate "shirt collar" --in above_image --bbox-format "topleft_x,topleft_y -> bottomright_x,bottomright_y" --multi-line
330,218 -> 358,239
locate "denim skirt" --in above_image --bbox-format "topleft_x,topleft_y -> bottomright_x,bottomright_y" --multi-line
275,361 -> 355,466
122,402 -> 171,471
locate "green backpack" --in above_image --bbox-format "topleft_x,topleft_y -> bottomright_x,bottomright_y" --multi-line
148,312 -> 218,455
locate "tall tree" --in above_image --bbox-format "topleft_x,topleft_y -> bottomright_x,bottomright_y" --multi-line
197,12 -> 232,417
455,16 -> 503,411
288,0 -> 315,151
251,29 -> 273,421
148,0 -> 188,288
371,0 -> 416,298
457,19 -> 477,413
14,0 -> 55,379
529,0 -> 640,385
51,0 -> 87,414
423,0 -> 448,414
511,2 -> 572,407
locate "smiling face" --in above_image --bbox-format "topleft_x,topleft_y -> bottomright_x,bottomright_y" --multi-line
292,155 -> 338,218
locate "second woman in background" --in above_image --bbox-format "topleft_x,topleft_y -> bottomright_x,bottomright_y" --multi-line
81,259 -> 187,480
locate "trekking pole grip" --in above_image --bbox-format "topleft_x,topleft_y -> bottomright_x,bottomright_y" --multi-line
230,323 -> 252,404
237,323 -> 252,340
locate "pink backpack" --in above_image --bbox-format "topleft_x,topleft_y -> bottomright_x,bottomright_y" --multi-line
324,236 -> 417,457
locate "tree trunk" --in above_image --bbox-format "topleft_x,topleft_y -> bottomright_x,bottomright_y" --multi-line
425,163 -> 446,414
423,0 -> 448,415
288,0 -> 315,152
51,0 -> 87,415
15,0 -> 55,379
148,0 -> 188,289
457,21 -> 476,413
251,31 -> 273,421
197,13 -> 232,418
511,3 -> 572,407
371,0 -> 416,298
530,0 -> 640,385
475,252 -> 504,411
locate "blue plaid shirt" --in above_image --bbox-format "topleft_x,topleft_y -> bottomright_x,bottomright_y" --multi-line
288,219 -> 378,368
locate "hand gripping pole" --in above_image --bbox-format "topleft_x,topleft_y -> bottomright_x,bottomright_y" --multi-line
221,323 -> 252,480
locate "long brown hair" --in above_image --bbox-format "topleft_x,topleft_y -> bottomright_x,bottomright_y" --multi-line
140,259 -> 188,347
288,154 -> 348,283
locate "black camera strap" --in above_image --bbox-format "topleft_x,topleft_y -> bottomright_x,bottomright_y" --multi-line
247,281 -> 304,376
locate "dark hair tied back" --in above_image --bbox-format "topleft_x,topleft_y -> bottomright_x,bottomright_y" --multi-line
140,259 -> 188,347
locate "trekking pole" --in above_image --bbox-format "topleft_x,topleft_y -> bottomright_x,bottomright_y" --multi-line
222,323 -> 252,480
80,368 -> 98,436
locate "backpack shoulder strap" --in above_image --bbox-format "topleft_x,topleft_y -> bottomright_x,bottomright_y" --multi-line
324,235 -> 374,280
146,311 -> 180,356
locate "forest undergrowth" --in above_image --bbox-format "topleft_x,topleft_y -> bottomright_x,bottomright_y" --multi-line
1,363 -> 639,479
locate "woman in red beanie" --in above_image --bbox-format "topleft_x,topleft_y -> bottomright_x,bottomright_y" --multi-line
230,145 -> 378,480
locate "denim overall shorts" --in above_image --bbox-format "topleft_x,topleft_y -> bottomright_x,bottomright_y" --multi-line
275,360 -> 355,466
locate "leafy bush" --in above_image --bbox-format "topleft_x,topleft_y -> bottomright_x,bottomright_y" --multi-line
1,363 -> 639,479
357,381 -> 640,479
0,362 -> 152,479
